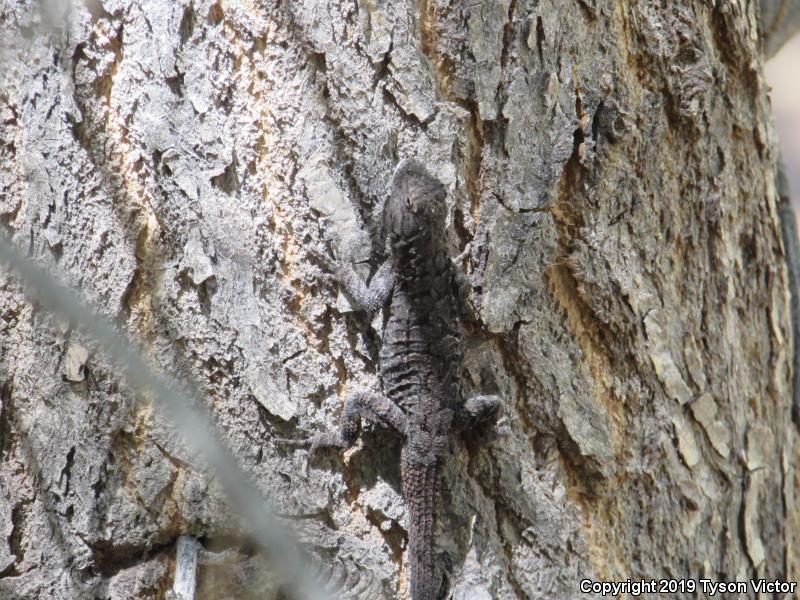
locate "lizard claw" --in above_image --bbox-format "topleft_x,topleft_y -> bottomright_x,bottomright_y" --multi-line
307,245 -> 346,291
273,436 -> 312,449
309,432 -> 347,457
274,433 -> 346,456
273,435 -> 325,478
307,244 -> 340,274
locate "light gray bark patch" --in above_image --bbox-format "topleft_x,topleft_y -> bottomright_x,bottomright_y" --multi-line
555,384 -> 614,475
359,479 -> 405,525
672,414 -> 701,468
360,1 -> 393,63
180,228 -> 217,286
683,334 -> 708,390
482,211 -> 558,331
247,363 -> 295,421
689,393 -> 731,458
499,68 -> 576,210
644,309 -> 694,405
386,43 -> 437,122
105,554 -> 169,599
743,424 -> 775,568
64,344 -> 89,382
466,0 -> 512,120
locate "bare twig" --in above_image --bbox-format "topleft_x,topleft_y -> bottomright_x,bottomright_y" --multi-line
0,234 -> 328,600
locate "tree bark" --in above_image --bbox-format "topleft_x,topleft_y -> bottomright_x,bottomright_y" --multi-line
0,1 -> 797,598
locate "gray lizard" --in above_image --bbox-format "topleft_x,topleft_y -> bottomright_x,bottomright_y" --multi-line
305,159 -> 503,600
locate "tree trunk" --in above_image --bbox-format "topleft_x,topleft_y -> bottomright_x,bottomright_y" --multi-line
0,1 -> 797,598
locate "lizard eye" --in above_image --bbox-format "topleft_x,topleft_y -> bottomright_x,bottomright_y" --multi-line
405,196 -> 413,210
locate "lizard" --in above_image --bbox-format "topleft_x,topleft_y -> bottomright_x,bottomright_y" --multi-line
299,159 -> 503,600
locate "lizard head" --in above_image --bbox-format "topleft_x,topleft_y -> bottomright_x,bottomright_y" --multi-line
384,159 -> 447,244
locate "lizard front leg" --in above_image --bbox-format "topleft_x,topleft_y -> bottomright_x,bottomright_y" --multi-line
311,245 -> 395,312
337,260 -> 395,312
310,392 -> 408,455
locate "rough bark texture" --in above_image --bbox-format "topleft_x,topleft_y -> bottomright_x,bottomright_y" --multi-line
0,1 -> 797,599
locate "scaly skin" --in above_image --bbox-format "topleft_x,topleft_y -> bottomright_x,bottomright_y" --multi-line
309,159 -> 502,599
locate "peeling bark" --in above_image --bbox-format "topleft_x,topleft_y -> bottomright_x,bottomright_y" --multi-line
0,0 -> 797,598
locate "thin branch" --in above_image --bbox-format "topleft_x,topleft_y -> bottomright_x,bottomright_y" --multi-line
0,234 -> 328,600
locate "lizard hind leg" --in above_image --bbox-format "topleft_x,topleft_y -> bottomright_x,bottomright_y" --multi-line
309,392 -> 408,456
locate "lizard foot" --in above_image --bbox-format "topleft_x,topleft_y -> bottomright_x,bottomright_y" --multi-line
272,432 -> 346,457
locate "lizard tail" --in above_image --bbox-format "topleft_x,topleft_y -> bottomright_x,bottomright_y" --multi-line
402,462 -> 439,600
